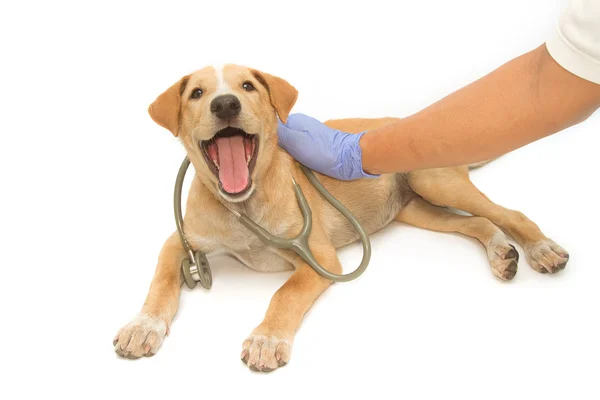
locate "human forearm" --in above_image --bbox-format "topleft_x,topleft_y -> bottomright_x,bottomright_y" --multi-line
360,45 -> 600,174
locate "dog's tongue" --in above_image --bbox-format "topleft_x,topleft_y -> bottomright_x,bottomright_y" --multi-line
216,135 -> 249,193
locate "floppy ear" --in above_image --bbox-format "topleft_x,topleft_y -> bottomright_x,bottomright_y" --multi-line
147,76 -> 189,136
251,69 -> 298,123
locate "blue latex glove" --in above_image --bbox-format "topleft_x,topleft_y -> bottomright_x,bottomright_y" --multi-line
277,113 -> 380,180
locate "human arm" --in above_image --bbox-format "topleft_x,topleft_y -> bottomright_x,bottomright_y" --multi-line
358,44 -> 600,174
278,1 -> 600,178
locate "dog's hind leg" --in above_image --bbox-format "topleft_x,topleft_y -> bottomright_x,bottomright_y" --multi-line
113,232 -> 185,358
407,166 -> 569,274
396,197 -> 519,280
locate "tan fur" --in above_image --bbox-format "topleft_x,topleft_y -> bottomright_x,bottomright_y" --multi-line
148,76 -> 189,136
114,64 -> 569,369
250,69 -> 298,123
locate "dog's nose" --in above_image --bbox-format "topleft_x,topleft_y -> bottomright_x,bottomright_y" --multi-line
210,94 -> 241,120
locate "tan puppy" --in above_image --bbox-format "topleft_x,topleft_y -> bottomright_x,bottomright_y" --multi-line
113,64 -> 569,371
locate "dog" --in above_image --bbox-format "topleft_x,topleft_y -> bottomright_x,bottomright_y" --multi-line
113,64 -> 569,371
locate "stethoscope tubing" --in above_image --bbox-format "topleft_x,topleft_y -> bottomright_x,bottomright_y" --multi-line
175,157 -> 371,288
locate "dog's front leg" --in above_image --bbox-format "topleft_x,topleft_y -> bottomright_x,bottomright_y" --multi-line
113,232 -> 185,358
241,245 -> 342,372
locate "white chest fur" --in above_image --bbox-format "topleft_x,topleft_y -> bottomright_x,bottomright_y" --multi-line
186,216 -> 295,273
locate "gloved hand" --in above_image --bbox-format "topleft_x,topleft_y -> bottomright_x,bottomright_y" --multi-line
277,113 -> 379,180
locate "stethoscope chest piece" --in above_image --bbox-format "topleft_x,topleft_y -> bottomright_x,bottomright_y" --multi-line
182,250 -> 212,289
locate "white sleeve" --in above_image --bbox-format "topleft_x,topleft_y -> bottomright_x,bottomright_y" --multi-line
545,0 -> 600,84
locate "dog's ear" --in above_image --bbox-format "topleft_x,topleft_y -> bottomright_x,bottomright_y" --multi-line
251,69 -> 298,124
148,76 -> 190,136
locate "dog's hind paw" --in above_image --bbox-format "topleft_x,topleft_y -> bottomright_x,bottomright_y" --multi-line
486,233 -> 520,281
525,239 -> 569,274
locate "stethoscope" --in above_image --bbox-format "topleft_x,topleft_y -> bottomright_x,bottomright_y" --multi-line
174,157 -> 372,289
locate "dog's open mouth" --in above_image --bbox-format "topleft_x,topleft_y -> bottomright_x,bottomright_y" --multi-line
200,127 -> 259,196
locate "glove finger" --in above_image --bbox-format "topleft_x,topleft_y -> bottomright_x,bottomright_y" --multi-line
277,120 -> 313,149
285,113 -> 329,132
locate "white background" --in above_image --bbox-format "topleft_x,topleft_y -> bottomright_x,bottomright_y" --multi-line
0,0 -> 597,399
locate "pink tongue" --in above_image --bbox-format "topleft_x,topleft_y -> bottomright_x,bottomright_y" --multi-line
215,135 -> 249,193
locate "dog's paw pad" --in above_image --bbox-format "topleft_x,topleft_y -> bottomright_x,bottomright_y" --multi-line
113,314 -> 167,359
241,334 -> 291,373
525,240 -> 569,274
487,234 -> 520,281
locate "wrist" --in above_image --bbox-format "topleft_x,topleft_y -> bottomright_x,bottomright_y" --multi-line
344,131 -> 379,179
357,131 -> 380,176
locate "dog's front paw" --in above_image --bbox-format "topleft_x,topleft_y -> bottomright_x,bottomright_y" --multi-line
240,331 -> 292,373
525,239 -> 569,274
113,314 -> 167,359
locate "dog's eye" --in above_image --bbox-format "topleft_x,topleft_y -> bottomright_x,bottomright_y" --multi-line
190,88 -> 203,99
242,82 -> 255,92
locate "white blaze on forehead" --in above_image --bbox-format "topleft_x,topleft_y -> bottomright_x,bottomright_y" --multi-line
212,64 -> 231,95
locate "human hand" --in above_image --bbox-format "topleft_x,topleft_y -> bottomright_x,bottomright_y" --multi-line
277,113 -> 379,180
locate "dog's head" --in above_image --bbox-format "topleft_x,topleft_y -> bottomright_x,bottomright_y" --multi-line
148,64 -> 298,202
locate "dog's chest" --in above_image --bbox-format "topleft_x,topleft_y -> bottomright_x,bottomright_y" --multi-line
228,218 -> 295,272
187,215 -> 295,273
